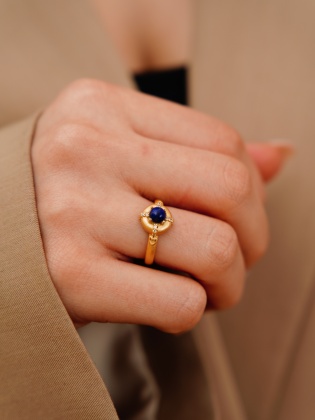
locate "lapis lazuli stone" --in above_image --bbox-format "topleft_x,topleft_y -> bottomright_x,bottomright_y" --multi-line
149,207 -> 166,223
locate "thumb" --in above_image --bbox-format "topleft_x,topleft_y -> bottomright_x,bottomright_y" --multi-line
246,141 -> 295,182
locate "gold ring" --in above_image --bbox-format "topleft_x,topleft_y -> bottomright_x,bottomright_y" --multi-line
140,200 -> 173,265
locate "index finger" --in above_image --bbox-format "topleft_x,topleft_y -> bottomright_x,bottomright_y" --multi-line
118,85 -> 265,200
119,85 -> 244,156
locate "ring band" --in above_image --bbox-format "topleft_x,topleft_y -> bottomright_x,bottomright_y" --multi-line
140,200 -> 173,265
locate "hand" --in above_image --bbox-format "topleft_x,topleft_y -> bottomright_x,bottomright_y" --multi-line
31,79 -> 289,333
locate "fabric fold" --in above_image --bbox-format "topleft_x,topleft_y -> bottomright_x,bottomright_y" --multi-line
0,114 -> 118,420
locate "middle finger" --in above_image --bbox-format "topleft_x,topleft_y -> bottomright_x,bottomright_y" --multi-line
116,137 -> 268,266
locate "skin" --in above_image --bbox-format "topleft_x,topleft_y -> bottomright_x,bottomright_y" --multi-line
31,79 -> 290,333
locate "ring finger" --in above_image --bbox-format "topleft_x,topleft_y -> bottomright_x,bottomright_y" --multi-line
97,193 -> 246,309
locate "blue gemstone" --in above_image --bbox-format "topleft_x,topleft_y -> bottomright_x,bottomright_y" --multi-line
149,207 -> 166,223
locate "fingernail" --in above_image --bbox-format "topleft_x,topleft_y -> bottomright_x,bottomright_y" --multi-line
268,140 -> 296,160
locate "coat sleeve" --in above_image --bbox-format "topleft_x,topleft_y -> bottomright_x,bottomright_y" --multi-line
0,114 -> 118,420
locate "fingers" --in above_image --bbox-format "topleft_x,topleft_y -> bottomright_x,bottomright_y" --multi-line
117,85 -> 267,203
45,186 -> 244,331
48,79 -> 252,160
95,193 -> 246,310
118,84 -> 243,154
68,258 -> 207,334
246,142 -> 295,182
40,80 -> 267,203
34,80 -> 275,330
118,138 -> 268,266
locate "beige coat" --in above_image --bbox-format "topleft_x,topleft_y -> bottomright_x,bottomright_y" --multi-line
1,0 -> 315,418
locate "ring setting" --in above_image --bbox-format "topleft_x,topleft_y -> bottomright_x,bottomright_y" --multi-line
140,200 -> 173,265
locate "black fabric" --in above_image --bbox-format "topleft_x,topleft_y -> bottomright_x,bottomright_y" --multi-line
133,66 -> 188,105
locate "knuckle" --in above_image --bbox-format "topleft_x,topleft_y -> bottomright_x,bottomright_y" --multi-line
42,188 -> 92,233
217,125 -> 245,157
44,122 -> 97,166
227,130 -> 244,156
48,124 -> 80,163
163,284 -> 206,334
223,159 -> 252,207
43,193 -> 77,226
58,78 -> 113,113
224,127 -> 245,157
208,223 -> 239,271
60,79 -> 124,128
67,78 -> 121,106
65,78 -> 105,100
